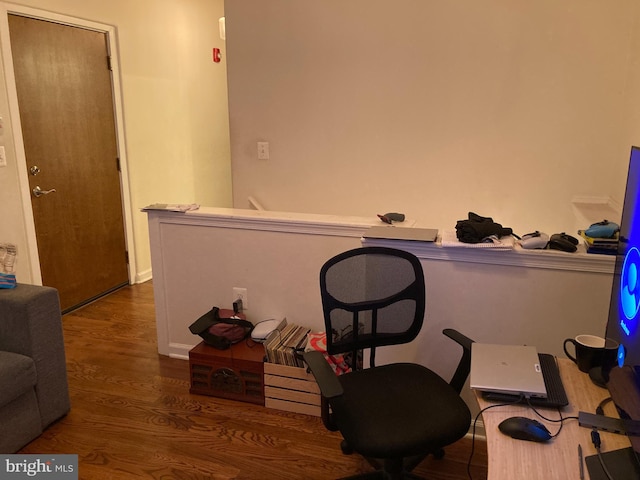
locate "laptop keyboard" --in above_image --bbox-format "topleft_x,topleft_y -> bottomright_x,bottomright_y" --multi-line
482,353 -> 569,407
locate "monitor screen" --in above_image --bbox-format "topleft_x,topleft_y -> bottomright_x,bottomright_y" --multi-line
604,145 -> 640,460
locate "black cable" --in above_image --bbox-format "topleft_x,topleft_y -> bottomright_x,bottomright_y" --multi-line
523,353 -> 580,437
467,396 -> 581,480
596,397 -> 613,416
525,398 -> 579,439
591,428 -> 615,480
467,395 -> 525,480
593,396 -> 623,480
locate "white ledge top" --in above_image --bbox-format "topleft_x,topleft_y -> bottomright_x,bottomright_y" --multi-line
145,207 -> 615,274
189,206 -> 380,226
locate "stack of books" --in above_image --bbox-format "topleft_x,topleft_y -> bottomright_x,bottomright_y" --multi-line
263,319 -> 310,368
578,230 -> 619,255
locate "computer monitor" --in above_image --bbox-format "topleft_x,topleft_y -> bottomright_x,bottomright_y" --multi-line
602,146 -> 640,475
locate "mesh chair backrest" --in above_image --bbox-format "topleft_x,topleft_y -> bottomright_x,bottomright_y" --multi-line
320,247 -> 425,364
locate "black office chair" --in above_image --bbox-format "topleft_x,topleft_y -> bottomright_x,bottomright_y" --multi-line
303,246 -> 474,480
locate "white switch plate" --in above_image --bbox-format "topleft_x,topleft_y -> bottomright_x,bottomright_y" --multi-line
257,141 -> 269,160
0,146 -> 6,167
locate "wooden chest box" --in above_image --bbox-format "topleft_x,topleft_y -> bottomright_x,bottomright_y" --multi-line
264,362 -> 321,416
189,341 -> 265,405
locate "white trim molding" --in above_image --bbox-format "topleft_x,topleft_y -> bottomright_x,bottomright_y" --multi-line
0,2 -> 137,285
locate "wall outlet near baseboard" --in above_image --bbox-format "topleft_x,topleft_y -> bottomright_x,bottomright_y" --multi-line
233,287 -> 248,309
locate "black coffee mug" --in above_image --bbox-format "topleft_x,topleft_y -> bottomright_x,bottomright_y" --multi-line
563,335 -> 618,373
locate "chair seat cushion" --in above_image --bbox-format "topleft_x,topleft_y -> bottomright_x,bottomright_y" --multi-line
331,363 -> 471,459
0,351 -> 37,408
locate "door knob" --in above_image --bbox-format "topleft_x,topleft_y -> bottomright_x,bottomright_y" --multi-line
29,165 -> 40,176
32,185 -> 56,197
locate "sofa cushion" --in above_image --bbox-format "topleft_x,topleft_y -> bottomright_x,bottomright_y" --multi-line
0,351 -> 37,408
0,389 -> 42,453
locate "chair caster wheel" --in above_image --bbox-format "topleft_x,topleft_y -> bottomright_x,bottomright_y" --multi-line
340,440 -> 354,455
432,448 -> 445,460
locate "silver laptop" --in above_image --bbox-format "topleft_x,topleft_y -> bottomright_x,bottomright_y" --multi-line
363,226 -> 438,242
470,343 -> 547,399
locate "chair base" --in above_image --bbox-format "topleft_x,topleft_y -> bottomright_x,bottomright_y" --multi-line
340,443 -> 445,473
337,450 -> 446,480
340,458 -> 426,480
341,472 -> 424,480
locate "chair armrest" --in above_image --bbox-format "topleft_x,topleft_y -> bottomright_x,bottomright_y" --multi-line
0,284 -> 70,427
302,350 -> 344,399
443,328 -> 474,352
443,328 -> 475,394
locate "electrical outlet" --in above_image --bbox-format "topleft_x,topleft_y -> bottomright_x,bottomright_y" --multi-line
233,287 -> 248,309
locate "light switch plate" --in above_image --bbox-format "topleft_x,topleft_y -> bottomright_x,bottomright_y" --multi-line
257,142 -> 269,160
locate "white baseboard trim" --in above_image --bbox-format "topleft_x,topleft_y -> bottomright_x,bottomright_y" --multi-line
135,268 -> 152,284
168,342 -> 196,360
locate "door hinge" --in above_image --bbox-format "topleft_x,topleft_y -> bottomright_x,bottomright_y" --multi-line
116,157 -> 121,172
107,55 -> 113,71
125,250 -> 129,264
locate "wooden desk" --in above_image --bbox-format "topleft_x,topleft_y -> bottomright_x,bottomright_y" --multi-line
477,358 -> 631,479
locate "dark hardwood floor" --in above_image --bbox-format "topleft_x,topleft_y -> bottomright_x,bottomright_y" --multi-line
19,281 -> 488,479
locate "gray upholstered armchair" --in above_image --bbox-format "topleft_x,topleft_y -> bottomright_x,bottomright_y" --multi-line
0,284 -> 71,453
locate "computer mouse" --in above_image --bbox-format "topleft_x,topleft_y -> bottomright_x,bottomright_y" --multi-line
548,233 -> 579,252
498,416 -> 552,442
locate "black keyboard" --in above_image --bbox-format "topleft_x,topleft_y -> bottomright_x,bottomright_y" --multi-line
482,353 -> 569,408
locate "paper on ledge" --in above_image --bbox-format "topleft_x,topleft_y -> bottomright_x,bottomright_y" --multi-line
440,230 -> 515,249
142,203 -> 200,213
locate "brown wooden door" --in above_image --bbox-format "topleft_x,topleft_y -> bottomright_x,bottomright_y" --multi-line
9,15 -> 129,312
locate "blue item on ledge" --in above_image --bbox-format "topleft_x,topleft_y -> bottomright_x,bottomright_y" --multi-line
585,220 -> 620,238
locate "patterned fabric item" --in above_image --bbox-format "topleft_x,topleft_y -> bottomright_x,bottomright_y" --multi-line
0,273 -> 16,289
305,332 -> 351,375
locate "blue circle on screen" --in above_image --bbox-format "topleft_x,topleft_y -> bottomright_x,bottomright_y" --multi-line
621,246 -> 640,321
618,344 -> 626,368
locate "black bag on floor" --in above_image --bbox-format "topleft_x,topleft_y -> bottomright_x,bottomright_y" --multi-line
189,306 -> 253,350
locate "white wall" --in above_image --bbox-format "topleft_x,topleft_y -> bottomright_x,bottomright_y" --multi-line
147,208 -> 615,416
225,0 -> 640,236
0,0 -> 231,283
151,208 -> 615,361
147,208 -> 377,357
